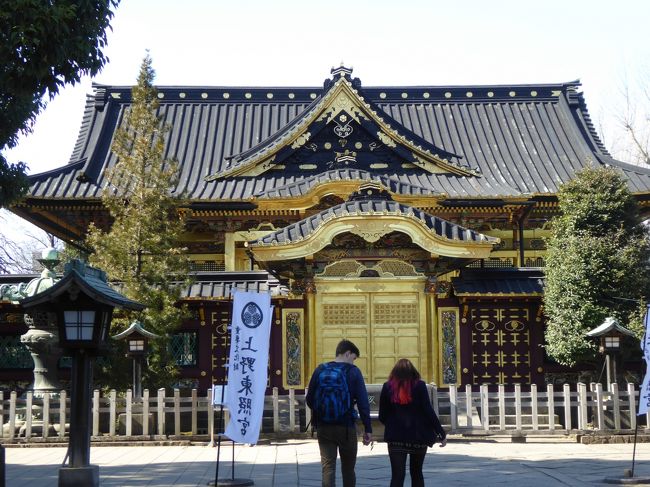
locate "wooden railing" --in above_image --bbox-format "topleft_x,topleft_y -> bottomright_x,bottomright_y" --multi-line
0,383 -> 647,442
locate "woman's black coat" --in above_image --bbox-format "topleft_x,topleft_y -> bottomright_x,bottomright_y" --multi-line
378,380 -> 446,447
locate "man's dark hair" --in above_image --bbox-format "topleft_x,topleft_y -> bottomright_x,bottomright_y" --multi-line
335,339 -> 360,357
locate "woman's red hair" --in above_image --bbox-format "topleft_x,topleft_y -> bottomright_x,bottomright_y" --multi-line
388,358 -> 421,405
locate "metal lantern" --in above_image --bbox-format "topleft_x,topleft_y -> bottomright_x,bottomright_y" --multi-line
586,317 -> 635,391
20,260 -> 144,487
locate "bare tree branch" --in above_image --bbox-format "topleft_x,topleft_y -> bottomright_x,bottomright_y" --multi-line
0,210 -> 62,274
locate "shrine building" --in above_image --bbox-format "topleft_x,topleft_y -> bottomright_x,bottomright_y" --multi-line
4,66 -> 650,392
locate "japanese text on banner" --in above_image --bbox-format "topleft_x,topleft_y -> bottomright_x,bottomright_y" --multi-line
224,291 -> 272,444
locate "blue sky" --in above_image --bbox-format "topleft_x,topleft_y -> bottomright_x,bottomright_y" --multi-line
5,0 -> 650,174
1,0 -> 649,241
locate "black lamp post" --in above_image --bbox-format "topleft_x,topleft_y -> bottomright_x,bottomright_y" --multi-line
587,317 -> 636,391
112,320 -> 158,398
20,260 -> 144,487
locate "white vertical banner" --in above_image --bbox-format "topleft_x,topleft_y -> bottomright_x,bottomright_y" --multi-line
224,290 -> 272,444
638,304 -> 650,416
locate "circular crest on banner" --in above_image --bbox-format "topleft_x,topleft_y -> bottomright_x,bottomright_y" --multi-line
241,302 -> 263,328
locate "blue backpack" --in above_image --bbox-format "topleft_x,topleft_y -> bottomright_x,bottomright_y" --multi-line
314,362 -> 352,424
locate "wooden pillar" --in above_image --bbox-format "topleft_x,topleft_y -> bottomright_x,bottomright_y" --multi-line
305,279 -> 317,374
425,276 -> 438,384
224,232 -> 235,271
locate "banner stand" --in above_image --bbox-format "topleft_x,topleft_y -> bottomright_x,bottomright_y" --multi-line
208,386 -> 253,487
208,287 -> 255,487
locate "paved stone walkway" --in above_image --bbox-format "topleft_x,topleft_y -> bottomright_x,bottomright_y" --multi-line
4,438 -> 650,486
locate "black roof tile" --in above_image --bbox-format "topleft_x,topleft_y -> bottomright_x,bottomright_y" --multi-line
452,268 -> 544,296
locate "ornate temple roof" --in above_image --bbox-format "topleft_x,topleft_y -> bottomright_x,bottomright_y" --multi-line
20,67 -> 650,207
249,198 -> 497,247
182,271 -> 287,299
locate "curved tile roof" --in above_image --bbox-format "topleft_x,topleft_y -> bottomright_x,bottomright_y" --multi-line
248,199 -> 498,247
452,268 -> 545,296
24,76 -> 650,202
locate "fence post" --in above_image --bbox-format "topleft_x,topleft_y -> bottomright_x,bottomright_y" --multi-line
91,389 -> 99,437
578,383 -> 588,430
126,389 -> 133,437
612,383 -> 621,431
109,389 -> 117,436
25,391 -> 33,439
547,384 -> 555,431
60,390 -> 67,439
531,384 -> 538,430
8,392 -> 16,441
465,384 -> 473,429
157,388 -> 165,436
289,389 -> 296,433
174,389 -> 181,437
42,393 -> 50,439
628,383 -> 637,430
595,383 -> 605,431
207,388 -> 214,442
514,384 -> 522,431
480,384 -> 489,431
272,387 -> 279,433
563,384 -> 571,431
189,389 -> 196,435
449,385 -> 458,432
430,383 -> 439,415
304,388 -> 311,431
498,384 -> 505,431
143,389 -> 150,436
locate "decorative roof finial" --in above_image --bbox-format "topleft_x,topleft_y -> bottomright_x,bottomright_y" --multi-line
330,64 -> 353,78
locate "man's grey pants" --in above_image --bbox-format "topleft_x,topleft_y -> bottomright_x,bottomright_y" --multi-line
316,423 -> 358,487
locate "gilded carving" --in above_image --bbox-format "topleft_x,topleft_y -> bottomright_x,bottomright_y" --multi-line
283,310 -> 303,387
353,282 -> 385,292
291,132 -> 311,149
317,259 -> 422,278
376,131 -> 396,148
319,91 -> 365,124
441,310 -> 458,384
349,221 -> 391,242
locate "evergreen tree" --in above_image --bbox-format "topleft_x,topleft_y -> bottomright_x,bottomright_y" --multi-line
0,0 -> 119,207
544,166 -> 650,366
87,55 -> 190,389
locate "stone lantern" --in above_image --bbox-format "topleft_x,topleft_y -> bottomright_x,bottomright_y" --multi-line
20,247 -> 64,396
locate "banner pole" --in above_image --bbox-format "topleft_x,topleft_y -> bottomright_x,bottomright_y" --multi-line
209,286 -> 255,487
632,303 -> 650,478
212,285 -> 232,487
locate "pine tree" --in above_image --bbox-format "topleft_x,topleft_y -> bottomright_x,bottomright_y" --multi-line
87,54 -> 190,389
543,165 -> 650,366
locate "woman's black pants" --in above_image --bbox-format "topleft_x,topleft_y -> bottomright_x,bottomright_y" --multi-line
388,444 -> 427,487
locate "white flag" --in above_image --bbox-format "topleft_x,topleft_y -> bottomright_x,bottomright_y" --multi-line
224,291 -> 272,444
638,304 -> 650,416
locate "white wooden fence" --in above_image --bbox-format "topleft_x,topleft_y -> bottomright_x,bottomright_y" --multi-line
0,382 -> 647,442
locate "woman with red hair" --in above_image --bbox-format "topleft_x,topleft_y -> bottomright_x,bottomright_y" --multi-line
379,358 -> 447,487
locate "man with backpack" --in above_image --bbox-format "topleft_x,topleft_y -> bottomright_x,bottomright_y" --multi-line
306,339 -> 372,487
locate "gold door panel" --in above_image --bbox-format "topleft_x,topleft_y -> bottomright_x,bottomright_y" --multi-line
371,293 -> 420,383
317,291 -> 421,384
320,293 -> 370,377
